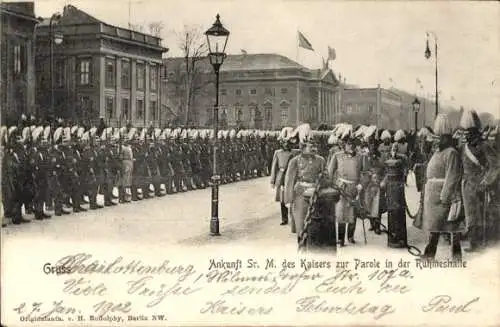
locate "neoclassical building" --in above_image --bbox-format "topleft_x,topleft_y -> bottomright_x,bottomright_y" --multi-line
35,5 -> 168,126
163,53 -> 341,129
0,2 -> 39,124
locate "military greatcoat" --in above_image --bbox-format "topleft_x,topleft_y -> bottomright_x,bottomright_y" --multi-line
460,141 -> 500,242
284,153 -> 326,236
327,151 -> 364,224
422,147 -> 464,233
270,148 -> 294,202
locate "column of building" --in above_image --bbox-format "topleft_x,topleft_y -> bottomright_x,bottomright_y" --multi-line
144,62 -> 150,126
98,55 -> 106,119
115,56 -> 122,124
131,59 -> 137,126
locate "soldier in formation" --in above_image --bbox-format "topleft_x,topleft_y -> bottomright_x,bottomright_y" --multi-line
1,116 -> 280,227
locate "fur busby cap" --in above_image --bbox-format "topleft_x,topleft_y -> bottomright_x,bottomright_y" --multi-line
460,109 -> 482,131
381,130 -> 391,141
394,129 -> 406,142
433,113 -> 453,136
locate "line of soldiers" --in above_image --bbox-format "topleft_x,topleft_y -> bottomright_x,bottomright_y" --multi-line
271,113 -> 499,255
1,117 -> 280,227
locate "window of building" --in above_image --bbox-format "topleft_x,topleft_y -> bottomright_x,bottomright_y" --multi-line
248,103 -> 258,120
79,59 -> 91,85
121,98 -> 130,120
235,103 -> 243,122
137,63 -> 145,90
368,104 -> 374,114
220,89 -> 227,96
264,103 -> 272,122
105,58 -> 115,88
13,44 -> 22,75
121,60 -> 131,89
250,89 -> 257,95
55,60 -> 64,87
281,88 -> 288,94
280,102 -> 289,125
136,99 -> 144,120
106,96 -> 115,119
150,65 -> 158,92
235,89 -> 242,96
150,100 -> 157,121
346,104 -> 353,114
264,88 -> 273,96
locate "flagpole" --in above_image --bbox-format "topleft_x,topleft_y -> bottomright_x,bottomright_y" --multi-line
296,30 -> 300,125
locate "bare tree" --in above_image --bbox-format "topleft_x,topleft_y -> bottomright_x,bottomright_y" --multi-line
148,21 -> 164,37
177,25 -> 209,125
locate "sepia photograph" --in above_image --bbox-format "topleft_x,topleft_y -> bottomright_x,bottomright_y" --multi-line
1,0 -> 499,326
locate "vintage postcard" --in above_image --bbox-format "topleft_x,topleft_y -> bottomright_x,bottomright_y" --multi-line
1,0 -> 499,326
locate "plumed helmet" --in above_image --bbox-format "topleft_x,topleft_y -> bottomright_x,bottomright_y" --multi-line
77,127 -> 85,139
32,126 -> 44,143
394,129 -> 406,142
381,130 -> 391,141
53,127 -> 63,143
327,133 -> 338,145
81,131 -> 90,143
127,127 -> 136,140
417,127 -> 430,138
89,127 -> 97,138
30,125 -> 37,133
354,125 -> 366,138
154,128 -> 162,139
433,113 -> 453,136
43,126 -> 51,143
71,125 -> 79,136
278,127 -> 294,141
290,123 -> 312,144
21,127 -> 31,143
139,128 -> 147,141
460,109 -> 482,131
217,130 -> 224,139
364,125 -> 377,140
63,127 -> 71,143
180,129 -> 188,139
236,130 -> 244,138
229,129 -> 236,139
0,126 -> 7,146
340,124 -> 353,141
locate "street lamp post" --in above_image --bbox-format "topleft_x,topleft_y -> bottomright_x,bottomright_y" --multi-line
425,31 -> 438,117
49,13 -> 63,120
205,14 -> 229,236
412,97 -> 421,131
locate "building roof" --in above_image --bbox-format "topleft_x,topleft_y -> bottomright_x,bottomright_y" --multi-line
37,4 -> 166,52
164,53 -> 305,72
0,1 -> 38,22
222,54 -> 304,71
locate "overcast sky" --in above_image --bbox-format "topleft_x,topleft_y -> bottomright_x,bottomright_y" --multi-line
35,0 -> 500,118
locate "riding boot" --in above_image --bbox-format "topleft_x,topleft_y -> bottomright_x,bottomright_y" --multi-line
338,223 -> 346,246
280,203 -> 288,225
347,220 -> 357,243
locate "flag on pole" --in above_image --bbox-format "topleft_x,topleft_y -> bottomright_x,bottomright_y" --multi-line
241,49 -> 247,55
298,31 -> 314,51
451,96 -> 455,101
416,78 -> 422,84
327,46 -> 336,60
